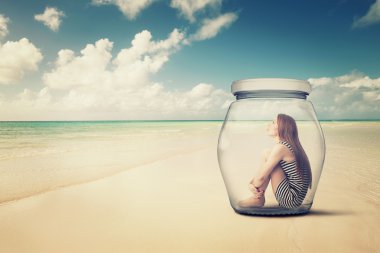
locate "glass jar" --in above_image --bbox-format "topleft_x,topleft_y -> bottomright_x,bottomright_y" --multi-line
217,78 -> 325,215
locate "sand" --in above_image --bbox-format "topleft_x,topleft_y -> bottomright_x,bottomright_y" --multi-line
0,122 -> 379,253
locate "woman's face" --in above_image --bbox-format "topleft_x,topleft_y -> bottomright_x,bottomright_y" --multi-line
267,118 -> 279,137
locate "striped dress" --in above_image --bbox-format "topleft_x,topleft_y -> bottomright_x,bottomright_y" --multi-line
275,140 -> 309,209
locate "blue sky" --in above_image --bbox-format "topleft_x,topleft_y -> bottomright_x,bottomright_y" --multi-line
0,0 -> 379,120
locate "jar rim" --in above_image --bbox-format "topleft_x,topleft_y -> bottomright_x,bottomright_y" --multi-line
231,78 -> 311,95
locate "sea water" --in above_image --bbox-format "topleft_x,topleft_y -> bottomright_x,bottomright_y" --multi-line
1,120 -> 379,206
0,120 -> 222,203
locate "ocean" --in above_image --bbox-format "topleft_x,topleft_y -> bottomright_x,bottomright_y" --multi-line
0,120 -> 379,205
0,120 -> 223,203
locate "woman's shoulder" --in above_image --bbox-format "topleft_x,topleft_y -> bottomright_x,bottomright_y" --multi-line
270,143 -> 289,157
273,142 -> 289,150
272,143 -> 293,160
277,140 -> 294,152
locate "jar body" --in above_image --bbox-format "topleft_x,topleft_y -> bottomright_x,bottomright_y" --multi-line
217,97 -> 325,215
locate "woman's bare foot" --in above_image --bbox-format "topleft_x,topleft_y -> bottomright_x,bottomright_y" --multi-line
238,188 -> 265,208
238,195 -> 265,208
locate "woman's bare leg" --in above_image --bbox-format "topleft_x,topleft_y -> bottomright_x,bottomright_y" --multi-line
238,149 -> 271,208
269,165 -> 286,195
238,165 -> 286,208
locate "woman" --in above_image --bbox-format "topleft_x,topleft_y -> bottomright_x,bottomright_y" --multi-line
239,114 -> 312,209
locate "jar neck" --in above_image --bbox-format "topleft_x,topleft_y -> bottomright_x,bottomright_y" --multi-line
235,90 -> 308,100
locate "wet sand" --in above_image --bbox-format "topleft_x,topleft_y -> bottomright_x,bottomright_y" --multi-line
0,122 -> 379,252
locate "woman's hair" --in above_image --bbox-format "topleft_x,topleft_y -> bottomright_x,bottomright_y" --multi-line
277,114 -> 312,189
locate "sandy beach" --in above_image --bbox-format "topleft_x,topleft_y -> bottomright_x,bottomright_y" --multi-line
0,122 -> 379,253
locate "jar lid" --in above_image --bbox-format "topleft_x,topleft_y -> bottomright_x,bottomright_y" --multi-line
231,78 -> 312,95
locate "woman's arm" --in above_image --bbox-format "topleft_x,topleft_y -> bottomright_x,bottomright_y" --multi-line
252,144 -> 284,188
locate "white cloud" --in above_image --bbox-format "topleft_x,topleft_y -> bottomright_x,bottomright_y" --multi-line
43,39 -> 114,90
92,0 -> 153,20
114,28 -> 184,74
0,87 -> 53,121
308,72 -> 380,119
170,0 -> 222,23
0,29 -> 232,120
0,14 -> 10,39
189,83 -> 214,97
0,38 -> 43,85
189,12 -> 238,42
340,75 -> 380,89
34,7 -> 65,32
353,0 -> 380,28
43,29 -> 184,90
3,42 -> 380,120
307,77 -> 332,88
362,91 -> 380,101
0,81 -> 232,120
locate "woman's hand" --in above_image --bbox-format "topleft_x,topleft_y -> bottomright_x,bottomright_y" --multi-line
248,183 -> 264,198
248,183 -> 255,192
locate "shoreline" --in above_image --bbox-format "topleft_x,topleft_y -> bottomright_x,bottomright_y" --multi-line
0,145 -> 209,206
1,121 -> 379,205
1,144 -> 379,252
1,120 -> 380,126
0,122 -> 379,252
0,138 -> 216,205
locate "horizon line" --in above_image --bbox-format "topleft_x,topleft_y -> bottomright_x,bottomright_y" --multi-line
0,119 -> 380,123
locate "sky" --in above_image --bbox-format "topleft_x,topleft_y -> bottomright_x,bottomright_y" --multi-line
0,0 -> 379,120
